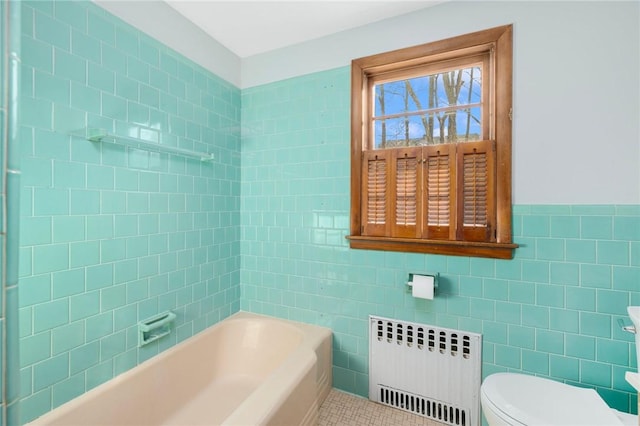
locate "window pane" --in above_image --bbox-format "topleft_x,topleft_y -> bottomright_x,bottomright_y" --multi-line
373,107 -> 481,148
373,66 -> 482,148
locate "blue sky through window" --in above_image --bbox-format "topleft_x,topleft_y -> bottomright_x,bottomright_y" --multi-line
373,66 -> 482,148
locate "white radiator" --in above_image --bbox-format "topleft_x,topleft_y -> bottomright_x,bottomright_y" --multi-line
369,316 -> 482,426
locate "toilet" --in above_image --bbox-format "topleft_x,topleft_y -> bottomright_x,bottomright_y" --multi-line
481,372 -> 638,426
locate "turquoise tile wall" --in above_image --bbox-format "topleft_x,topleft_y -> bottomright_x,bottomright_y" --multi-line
240,67 -> 640,413
4,1 -> 23,425
1,2 -> 7,423
18,1 -> 241,422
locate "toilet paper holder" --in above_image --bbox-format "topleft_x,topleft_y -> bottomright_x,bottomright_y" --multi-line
406,273 -> 439,292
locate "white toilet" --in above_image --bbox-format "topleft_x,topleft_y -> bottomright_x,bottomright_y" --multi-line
481,372 -> 638,426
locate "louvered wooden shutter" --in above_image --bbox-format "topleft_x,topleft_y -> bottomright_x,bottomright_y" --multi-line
391,148 -> 421,238
362,150 -> 391,236
423,144 -> 456,240
457,140 -> 495,242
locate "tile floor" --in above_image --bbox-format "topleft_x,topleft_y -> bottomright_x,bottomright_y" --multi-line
318,388 -> 447,426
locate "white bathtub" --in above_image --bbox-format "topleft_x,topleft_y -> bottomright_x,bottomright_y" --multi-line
27,311 -> 333,426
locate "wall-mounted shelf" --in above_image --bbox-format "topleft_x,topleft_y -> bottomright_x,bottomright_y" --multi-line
78,128 -> 215,162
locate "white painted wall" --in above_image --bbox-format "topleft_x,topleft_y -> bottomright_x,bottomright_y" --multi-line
242,1 -> 640,205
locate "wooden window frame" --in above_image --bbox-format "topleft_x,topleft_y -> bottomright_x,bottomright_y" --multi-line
348,25 -> 517,259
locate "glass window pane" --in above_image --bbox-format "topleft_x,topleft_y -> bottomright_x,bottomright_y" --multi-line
373,65 -> 483,148
373,106 -> 482,149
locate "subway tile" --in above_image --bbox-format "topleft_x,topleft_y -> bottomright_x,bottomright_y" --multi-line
613,216 -> 640,241
21,96 -> 53,129
522,304 -> 549,329
114,259 -> 138,284
597,240 -> 629,265
88,63 -> 115,93
86,264 -> 113,291
70,189 -> 100,215
536,284 -> 564,308
596,289 -> 629,315
630,242 -> 640,266
33,353 -> 69,392
71,28 -> 100,63
33,299 -> 68,332
580,264 -> 612,288
20,331 -> 51,367
53,104 -> 86,136
581,216 -> 613,239
549,215 -> 580,238
52,216 -> 85,243
508,281 -> 535,304
596,338 -> 629,366
101,191 -> 126,214
127,56 -> 150,83
115,28 -> 139,56
87,12 -> 115,45
85,215 -> 113,240
85,312 -> 113,342
101,43 -> 127,75
115,74 -> 139,102
549,308 -> 579,333
549,262 -> 579,286
482,321 -> 508,344
566,239 -> 597,263
54,1 -> 86,31
33,244 -> 69,274
70,82 -> 101,115
521,260 -> 549,283
19,274 -> 52,307
52,268 -> 85,299
549,355 -> 579,381
482,279 -> 509,300
566,286 -> 596,311
580,360 -> 612,387
34,10 -> 70,50
494,344 -> 521,369
69,341 -> 99,375
536,238 -> 565,261
522,215 -> 550,237
34,70 -> 70,104
100,331 -> 127,361
572,205 -> 616,215
536,328 -> 564,354
53,48 -> 86,84
52,321 -> 85,355
69,291 -> 100,322
580,311 -> 611,338
508,325 -> 535,349
101,284 -> 126,311
20,217 -> 52,246
522,350 -> 549,375
87,165 -> 114,189
35,130 -> 71,161
20,388 -> 52,424
51,373 -> 85,409
21,156 -> 52,187
495,301 -> 521,325
565,333 -> 595,360
612,266 -> 640,291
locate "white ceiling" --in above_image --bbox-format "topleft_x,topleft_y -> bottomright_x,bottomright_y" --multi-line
163,1 -> 441,58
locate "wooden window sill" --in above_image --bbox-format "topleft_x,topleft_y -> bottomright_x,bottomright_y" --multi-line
347,235 -> 518,259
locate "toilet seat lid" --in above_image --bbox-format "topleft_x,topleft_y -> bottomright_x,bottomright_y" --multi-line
481,373 -> 623,426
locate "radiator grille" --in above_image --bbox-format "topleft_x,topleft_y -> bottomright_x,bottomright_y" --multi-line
369,316 -> 482,426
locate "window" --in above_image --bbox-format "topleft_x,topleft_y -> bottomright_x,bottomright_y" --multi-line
348,25 -> 517,259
